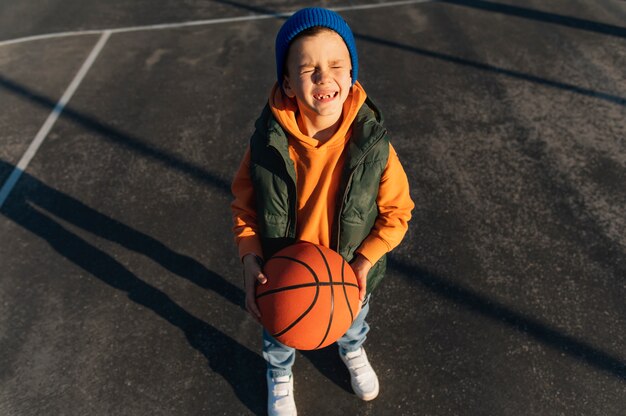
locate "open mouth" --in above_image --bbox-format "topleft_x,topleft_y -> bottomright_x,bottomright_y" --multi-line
313,91 -> 338,101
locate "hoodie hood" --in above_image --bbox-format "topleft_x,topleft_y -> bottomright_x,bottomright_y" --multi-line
269,81 -> 368,149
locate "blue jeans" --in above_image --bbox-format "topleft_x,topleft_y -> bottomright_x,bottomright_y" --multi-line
263,297 -> 371,378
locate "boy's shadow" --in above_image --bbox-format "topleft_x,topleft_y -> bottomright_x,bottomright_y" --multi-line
300,347 -> 353,394
0,160 -> 265,414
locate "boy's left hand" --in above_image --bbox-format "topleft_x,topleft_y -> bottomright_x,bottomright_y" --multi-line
350,253 -> 372,301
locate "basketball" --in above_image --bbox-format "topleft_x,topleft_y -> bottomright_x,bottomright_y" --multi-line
256,241 -> 361,350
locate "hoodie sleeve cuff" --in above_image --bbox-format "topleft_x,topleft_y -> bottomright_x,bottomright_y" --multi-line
356,236 -> 391,265
238,236 -> 264,262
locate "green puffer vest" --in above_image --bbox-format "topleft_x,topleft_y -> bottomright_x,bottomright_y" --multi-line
249,98 -> 390,295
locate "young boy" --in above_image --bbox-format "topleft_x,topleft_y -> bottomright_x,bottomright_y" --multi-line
231,7 -> 414,415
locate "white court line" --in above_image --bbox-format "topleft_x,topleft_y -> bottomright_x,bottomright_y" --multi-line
0,31 -> 111,209
0,30 -> 104,48
333,0 -> 432,12
0,0 -> 432,47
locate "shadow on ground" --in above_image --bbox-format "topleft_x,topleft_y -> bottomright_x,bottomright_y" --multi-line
0,159 -> 265,414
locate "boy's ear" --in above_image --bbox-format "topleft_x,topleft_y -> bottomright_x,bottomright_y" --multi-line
282,76 -> 296,98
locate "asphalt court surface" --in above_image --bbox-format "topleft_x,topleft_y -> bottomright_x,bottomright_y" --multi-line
1,1 -> 625,415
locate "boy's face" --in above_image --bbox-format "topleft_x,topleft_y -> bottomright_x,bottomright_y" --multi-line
283,30 -> 352,123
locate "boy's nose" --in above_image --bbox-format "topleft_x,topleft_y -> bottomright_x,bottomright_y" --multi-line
314,68 -> 331,84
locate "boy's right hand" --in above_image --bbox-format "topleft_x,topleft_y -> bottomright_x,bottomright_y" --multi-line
242,253 -> 267,323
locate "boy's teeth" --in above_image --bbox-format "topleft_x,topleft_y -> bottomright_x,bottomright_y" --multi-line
315,93 -> 334,100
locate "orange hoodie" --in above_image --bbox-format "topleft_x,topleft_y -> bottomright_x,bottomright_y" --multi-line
231,82 -> 413,263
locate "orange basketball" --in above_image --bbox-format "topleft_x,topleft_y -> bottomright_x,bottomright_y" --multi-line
256,241 -> 361,350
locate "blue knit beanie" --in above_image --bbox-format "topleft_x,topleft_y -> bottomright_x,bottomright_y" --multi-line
275,7 -> 358,85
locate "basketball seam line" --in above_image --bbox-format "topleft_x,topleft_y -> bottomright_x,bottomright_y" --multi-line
267,255 -> 320,339
255,281 -> 359,299
313,244 -> 335,350
341,259 -> 355,323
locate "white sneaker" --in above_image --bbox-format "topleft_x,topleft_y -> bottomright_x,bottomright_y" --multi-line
339,347 -> 380,401
266,372 -> 297,416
